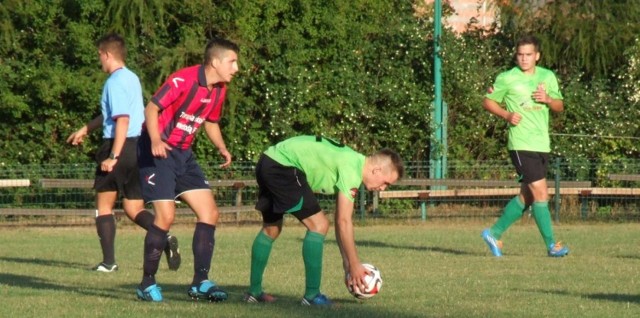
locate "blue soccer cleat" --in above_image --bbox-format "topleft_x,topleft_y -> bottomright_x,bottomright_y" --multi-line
481,228 -> 503,257
301,293 -> 333,306
548,242 -> 569,257
136,284 -> 163,302
188,280 -> 228,302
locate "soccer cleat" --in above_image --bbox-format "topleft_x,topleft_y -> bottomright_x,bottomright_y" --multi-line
188,280 -> 228,302
93,262 -> 118,272
301,293 -> 333,306
164,234 -> 181,271
243,292 -> 277,303
136,284 -> 163,302
548,242 -> 569,257
481,228 -> 503,257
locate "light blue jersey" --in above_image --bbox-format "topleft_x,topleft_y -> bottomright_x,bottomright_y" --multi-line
101,67 -> 144,138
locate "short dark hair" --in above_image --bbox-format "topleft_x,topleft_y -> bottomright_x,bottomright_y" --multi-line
97,33 -> 127,61
203,38 -> 239,65
375,148 -> 405,180
516,34 -> 541,52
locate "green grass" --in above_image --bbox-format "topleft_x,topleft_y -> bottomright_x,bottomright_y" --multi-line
1,220 -> 640,317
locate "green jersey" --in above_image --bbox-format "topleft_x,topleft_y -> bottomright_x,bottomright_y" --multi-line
486,66 -> 563,152
264,135 -> 365,202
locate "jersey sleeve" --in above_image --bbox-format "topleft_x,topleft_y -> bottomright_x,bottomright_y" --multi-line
151,73 -> 188,110
485,72 -> 508,103
544,72 -> 563,100
335,165 -> 363,203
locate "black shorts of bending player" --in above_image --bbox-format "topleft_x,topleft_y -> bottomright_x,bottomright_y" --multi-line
508,150 -> 549,184
94,137 -> 143,200
254,154 -> 322,224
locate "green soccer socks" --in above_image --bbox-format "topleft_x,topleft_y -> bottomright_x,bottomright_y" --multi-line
302,231 -> 325,300
490,196 -> 526,239
531,201 -> 555,247
249,230 -> 274,296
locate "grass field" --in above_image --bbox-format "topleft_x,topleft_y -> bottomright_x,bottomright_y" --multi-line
1,219 -> 639,318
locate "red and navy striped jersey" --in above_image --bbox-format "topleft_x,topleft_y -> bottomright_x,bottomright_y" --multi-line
146,64 -> 227,149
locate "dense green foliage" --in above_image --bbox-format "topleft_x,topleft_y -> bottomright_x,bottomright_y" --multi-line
0,0 -> 637,165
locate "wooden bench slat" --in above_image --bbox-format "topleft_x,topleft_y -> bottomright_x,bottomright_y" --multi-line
582,187 -> 640,196
39,179 -> 94,188
394,179 -> 591,188
378,187 -> 606,199
38,178 -> 258,189
0,179 -> 31,187
0,208 -> 96,216
0,205 -> 257,216
608,174 -> 640,181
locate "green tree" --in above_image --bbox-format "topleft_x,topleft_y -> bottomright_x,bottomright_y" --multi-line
494,0 -> 640,80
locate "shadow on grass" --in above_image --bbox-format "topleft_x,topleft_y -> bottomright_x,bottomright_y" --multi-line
0,273 -> 121,299
130,283 -> 427,317
323,238 -> 480,256
616,254 -> 640,260
0,256 -> 87,269
518,288 -> 640,304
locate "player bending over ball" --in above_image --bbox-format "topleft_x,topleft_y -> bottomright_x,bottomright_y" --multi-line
244,135 -> 404,306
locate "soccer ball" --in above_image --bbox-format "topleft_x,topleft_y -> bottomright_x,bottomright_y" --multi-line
345,263 -> 382,299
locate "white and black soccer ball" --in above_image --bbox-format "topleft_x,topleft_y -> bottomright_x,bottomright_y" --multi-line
345,263 -> 382,299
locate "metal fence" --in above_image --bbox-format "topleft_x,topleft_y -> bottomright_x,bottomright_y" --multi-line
0,158 -> 638,226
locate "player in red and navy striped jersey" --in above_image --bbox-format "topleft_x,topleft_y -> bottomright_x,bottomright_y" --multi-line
135,38 -> 239,302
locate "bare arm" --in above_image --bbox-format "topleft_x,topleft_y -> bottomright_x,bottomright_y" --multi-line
67,115 -> 103,145
144,102 -> 172,158
532,84 -> 564,113
100,116 -> 129,172
483,97 -> 522,125
334,192 -> 368,292
203,121 -> 232,168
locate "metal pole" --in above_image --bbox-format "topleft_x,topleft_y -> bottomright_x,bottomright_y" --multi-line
428,0 -> 447,220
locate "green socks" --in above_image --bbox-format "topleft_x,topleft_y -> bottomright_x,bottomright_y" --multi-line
249,230 -> 274,296
490,196 -> 525,239
491,198 -> 555,248
302,231 -> 325,300
532,201 -> 555,247
249,230 -> 326,299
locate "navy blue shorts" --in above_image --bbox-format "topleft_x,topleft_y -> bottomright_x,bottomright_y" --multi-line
509,150 -> 549,184
94,137 -> 142,200
137,132 -> 210,203
254,154 -> 322,223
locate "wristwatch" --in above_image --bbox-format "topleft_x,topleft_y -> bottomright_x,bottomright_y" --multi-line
109,152 -> 119,160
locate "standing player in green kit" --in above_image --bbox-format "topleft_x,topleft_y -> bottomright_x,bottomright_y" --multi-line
244,135 -> 403,306
481,35 -> 569,258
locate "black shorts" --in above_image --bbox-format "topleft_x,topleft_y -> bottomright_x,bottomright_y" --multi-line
94,137 -> 142,200
254,154 -> 322,223
137,132 -> 210,203
509,150 -> 549,184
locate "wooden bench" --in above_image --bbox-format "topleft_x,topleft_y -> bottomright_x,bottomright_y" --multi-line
0,178 -> 258,223
0,179 -> 31,187
574,173 -> 640,219
374,179 -> 594,220
608,174 -> 640,182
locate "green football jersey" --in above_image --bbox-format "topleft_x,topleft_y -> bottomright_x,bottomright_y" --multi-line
486,66 -> 563,152
264,135 -> 365,202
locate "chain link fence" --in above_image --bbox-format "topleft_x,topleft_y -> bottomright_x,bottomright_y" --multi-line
0,158 -> 638,226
